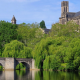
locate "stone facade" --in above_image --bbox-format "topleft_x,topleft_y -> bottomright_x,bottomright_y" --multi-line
39,28 -> 51,34
59,1 -> 80,25
5,58 -> 15,70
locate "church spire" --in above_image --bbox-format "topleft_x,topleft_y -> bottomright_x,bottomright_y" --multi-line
11,15 -> 16,24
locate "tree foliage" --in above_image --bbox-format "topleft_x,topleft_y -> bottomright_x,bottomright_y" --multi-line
16,22 -> 46,49
2,40 -> 32,58
40,20 -> 46,29
0,20 -> 20,56
32,21 -> 80,70
32,36 -> 66,68
1,20 -> 80,70
49,21 -> 80,38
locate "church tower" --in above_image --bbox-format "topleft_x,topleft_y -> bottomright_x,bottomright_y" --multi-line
61,1 -> 69,17
11,15 -> 16,24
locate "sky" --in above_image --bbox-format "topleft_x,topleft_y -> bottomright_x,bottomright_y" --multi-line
0,0 -> 80,29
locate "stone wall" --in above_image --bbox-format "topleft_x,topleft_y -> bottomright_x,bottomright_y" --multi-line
31,59 -> 38,70
0,58 -> 38,70
5,58 -> 15,70
0,58 -> 5,68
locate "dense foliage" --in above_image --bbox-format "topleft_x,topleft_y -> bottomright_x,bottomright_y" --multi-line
2,40 -> 32,58
0,21 -> 21,56
32,21 -> 80,70
16,22 -> 46,49
0,20 -> 80,71
40,20 -> 46,29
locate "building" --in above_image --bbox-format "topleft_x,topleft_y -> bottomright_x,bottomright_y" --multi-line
59,1 -> 80,25
39,28 -> 51,34
11,15 -> 16,24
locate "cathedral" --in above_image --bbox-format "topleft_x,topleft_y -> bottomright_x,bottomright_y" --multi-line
59,1 -> 80,25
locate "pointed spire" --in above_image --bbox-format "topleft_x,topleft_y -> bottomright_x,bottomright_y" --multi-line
11,15 -> 16,21
11,15 -> 16,24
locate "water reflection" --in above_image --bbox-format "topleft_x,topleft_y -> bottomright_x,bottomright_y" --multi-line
43,71 -> 80,80
0,70 -> 80,80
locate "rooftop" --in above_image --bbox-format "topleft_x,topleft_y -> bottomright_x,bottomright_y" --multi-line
73,11 -> 80,17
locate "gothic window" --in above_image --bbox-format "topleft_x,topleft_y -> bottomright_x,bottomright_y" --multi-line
64,7 -> 65,12
66,7 -> 67,12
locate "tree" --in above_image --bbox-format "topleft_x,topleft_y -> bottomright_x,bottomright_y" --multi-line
0,20 -> 19,56
40,20 -> 46,29
2,40 -> 32,58
49,21 -> 80,38
32,36 -> 65,68
16,22 -> 46,49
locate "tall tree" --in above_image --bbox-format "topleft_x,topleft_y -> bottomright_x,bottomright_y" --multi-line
40,20 -> 46,29
0,20 -> 19,56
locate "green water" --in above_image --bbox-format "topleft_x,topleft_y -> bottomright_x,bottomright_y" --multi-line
0,70 -> 80,80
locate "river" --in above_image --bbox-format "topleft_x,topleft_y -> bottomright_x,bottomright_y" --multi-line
0,70 -> 80,80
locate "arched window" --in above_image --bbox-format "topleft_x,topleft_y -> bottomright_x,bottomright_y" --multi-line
64,7 -> 65,12
66,7 -> 67,12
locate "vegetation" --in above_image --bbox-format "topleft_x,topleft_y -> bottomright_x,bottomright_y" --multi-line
0,20 -> 80,71
2,40 -> 32,58
40,20 -> 46,29
32,21 -> 80,71
0,20 -> 20,56
0,65 -> 3,70
16,22 -> 46,49
16,63 -> 26,70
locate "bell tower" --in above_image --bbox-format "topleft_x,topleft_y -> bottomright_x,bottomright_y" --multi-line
61,1 -> 69,17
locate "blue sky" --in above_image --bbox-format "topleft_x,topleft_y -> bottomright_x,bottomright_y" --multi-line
0,0 -> 80,29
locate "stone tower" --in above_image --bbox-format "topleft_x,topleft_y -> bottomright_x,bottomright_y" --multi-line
61,1 -> 69,17
11,15 -> 16,24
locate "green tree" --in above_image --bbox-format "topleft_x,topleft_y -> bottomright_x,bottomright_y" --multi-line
2,40 -> 32,58
32,36 -> 66,68
0,20 -> 19,56
49,21 -> 80,38
16,22 -> 46,49
40,20 -> 46,29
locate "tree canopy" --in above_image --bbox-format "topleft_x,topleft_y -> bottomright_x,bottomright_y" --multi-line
32,21 -> 80,70
1,20 -> 80,71
2,40 -> 32,58
16,22 -> 46,49
0,20 -> 20,56
40,20 -> 46,29
49,21 -> 80,38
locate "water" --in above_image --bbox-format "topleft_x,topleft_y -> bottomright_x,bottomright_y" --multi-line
0,70 -> 80,80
